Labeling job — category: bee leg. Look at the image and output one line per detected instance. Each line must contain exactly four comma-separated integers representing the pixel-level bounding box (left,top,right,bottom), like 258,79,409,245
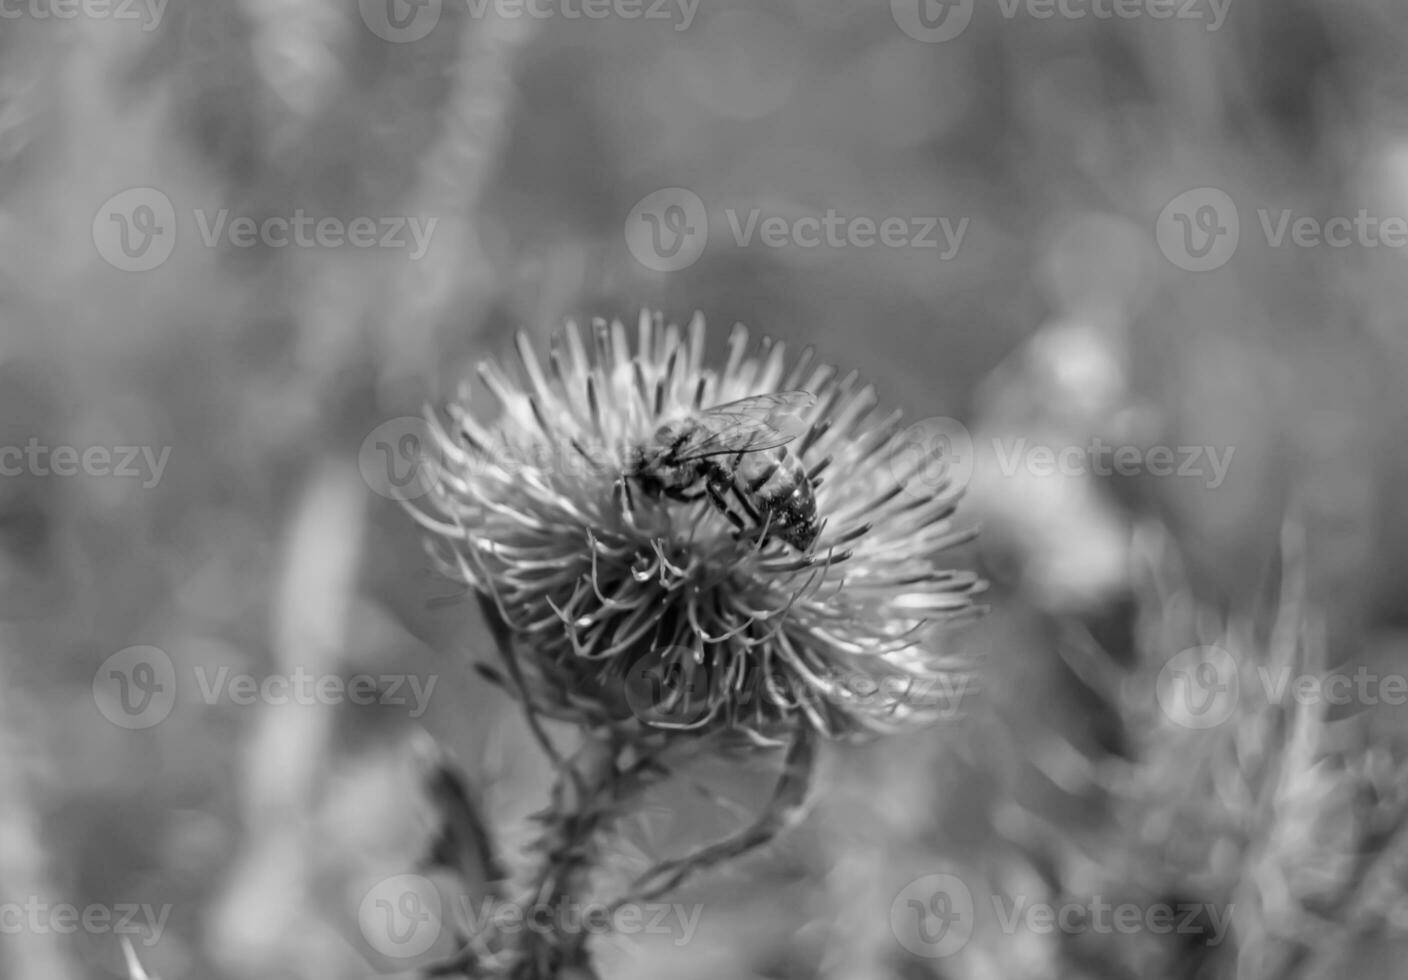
729,481,780,549
706,484,749,533
728,481,762,522
665,487,708,503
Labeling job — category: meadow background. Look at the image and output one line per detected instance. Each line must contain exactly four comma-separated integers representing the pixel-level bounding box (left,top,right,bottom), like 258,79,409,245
3,1,1408,977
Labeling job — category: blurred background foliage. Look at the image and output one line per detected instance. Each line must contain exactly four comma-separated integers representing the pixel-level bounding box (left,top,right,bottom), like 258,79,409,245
3,1,1408,977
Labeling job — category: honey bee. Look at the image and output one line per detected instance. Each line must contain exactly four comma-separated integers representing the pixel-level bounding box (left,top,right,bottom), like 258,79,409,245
624,390,821,551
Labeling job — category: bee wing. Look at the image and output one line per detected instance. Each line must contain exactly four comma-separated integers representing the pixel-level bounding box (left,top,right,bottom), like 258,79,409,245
672,390,816,460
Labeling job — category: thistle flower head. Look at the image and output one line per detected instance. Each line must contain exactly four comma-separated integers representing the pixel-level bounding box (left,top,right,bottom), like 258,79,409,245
414,313,983,740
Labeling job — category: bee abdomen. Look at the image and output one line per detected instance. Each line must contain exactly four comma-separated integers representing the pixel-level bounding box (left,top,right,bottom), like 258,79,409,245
737,450,799,499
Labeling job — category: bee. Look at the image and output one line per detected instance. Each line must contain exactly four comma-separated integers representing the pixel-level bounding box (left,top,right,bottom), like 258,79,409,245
624,390,821,551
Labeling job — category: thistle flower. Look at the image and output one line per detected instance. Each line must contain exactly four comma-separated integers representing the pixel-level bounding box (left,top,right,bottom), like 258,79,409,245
413,312,983,740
